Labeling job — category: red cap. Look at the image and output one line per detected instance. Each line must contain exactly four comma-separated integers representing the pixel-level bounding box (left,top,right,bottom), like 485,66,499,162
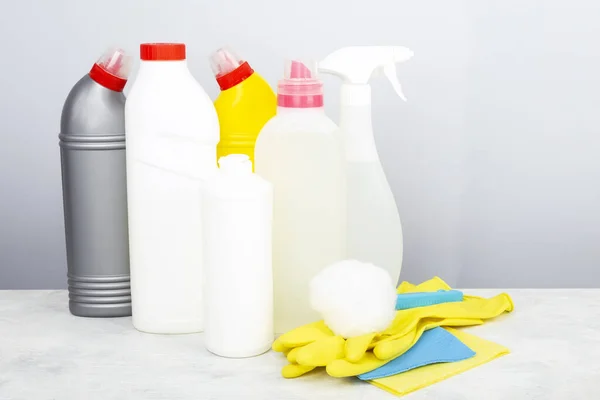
89,64,127,92
209,47,255,91
216,62,254,91
140,43,186,61
88,48,130,92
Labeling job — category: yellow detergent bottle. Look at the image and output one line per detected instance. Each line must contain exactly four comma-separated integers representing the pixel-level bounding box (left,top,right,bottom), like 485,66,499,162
210,47,276,165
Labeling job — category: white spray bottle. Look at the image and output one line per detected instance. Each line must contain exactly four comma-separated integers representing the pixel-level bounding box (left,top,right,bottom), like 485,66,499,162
319,46,413,284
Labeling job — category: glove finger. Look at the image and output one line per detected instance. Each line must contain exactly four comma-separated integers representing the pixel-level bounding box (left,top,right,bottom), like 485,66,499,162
295,335,345,367
286,347,301,363
282,363,317,379
374,325,423,360
273,340,288,353
373,317,481,360
327,352,387,377
397,276,451,294
396,281,417,294
345,333,377,362
415,276,452,292
461,293,514,316
381,308,420,337
381,292,512,340
272,320,333,352
441,318,484,328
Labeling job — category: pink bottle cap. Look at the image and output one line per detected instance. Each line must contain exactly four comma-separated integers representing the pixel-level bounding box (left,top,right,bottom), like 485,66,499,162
277,59,323,108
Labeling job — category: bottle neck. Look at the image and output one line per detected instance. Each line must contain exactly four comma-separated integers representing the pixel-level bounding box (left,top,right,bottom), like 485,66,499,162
136,60,194,88
276,106,325,114
339,84,380,162
138,60,190,75
218,154,253,175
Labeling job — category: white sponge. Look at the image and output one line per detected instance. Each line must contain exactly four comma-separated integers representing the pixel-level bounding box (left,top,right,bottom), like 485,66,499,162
309,259,397,338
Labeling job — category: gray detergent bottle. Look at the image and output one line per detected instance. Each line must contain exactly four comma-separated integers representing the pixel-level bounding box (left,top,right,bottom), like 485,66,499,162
59,48,132,317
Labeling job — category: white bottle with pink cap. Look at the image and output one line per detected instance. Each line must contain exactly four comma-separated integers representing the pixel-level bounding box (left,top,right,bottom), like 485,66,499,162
255,60,346,333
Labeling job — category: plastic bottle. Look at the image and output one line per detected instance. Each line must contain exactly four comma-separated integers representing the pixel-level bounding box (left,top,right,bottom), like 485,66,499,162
319,46,413,284
203,154,273,357
59,48,132,318
255,60,346,333
210,47,276,165
125,43,219,334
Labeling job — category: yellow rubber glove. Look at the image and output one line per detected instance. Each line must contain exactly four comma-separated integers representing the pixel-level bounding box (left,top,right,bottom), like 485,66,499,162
327,317,485,377
373,293,514,360
272,277,514,379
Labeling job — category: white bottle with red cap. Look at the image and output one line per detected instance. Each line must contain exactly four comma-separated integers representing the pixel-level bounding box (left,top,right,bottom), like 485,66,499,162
254,60,346,333
125,43,219,334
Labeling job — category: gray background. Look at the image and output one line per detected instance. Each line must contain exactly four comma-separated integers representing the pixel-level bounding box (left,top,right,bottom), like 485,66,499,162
1,0,598,289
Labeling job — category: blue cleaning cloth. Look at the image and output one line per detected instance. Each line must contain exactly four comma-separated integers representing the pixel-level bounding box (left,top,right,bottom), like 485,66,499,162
357,327,476,380
395,290,463,310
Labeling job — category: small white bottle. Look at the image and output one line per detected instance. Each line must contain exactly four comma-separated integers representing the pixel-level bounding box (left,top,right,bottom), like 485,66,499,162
203,154,273,357
255,60,346,333
125,43,219,334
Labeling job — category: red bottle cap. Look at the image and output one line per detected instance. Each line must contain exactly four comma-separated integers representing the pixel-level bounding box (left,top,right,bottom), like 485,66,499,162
216,62,254,91
140,43,186,61
89,48,131,92
209,47,255,91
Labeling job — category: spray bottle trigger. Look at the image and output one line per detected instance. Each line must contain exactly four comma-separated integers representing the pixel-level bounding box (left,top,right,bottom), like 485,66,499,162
383,63,406,101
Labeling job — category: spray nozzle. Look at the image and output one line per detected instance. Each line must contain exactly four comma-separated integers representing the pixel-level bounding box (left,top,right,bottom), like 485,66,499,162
382,63,406,101
319,46,413,101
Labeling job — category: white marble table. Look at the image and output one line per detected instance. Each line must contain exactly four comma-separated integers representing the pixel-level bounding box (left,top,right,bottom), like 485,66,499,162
0,289,599,400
